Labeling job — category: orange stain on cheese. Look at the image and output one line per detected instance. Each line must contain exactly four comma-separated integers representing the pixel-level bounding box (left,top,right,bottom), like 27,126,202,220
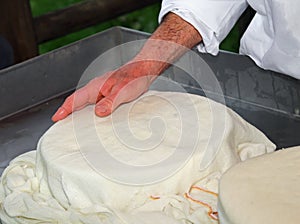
150,195,161,200
149,186,218,221
185,186,219,221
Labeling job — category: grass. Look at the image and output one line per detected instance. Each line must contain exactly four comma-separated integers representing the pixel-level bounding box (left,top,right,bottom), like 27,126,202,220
30,0,240,54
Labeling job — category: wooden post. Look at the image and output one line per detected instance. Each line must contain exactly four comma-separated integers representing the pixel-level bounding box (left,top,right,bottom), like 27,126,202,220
0,0,38,64
34,0,160,44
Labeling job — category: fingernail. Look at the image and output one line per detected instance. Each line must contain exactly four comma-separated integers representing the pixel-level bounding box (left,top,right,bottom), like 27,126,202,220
57,107,67,116
51,113,59,122
52,108,68,121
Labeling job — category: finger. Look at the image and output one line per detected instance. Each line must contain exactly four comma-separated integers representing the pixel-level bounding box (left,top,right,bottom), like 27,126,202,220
52,73,114,122
51,106,70,122
52,86,92,122
99,73,116,96
95,84,129,117
95,93,117,117
95,78,147,117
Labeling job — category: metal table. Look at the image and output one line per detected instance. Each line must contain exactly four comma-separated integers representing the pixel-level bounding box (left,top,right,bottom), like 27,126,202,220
1,27,300,174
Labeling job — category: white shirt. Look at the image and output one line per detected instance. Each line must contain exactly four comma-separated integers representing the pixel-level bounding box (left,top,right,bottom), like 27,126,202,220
159,0,300,79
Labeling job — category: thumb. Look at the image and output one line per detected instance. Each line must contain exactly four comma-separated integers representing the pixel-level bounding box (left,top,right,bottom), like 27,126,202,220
94,77,150,117
95,92,119,117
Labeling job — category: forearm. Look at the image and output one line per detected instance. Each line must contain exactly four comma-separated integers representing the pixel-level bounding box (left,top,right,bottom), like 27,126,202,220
132,12,202,79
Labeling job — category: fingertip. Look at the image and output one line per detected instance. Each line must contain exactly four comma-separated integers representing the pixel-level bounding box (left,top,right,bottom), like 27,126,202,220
51,116,58,122
52,107,69,122
95,103,111,117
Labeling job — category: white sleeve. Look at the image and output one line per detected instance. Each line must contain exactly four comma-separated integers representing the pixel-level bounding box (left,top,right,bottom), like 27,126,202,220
159,0,248,55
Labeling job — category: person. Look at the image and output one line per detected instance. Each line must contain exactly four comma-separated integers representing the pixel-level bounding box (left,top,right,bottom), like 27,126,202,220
52,0,300,122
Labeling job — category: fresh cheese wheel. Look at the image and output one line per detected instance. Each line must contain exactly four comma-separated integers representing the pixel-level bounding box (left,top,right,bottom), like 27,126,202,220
0,91,275,223
218,146,300,224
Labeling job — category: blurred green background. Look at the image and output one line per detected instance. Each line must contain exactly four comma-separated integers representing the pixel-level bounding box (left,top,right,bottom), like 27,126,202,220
30,0,240,54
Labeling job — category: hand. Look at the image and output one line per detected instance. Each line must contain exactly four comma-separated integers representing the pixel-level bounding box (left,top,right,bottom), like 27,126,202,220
52,61,156,122
52,12,202,122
